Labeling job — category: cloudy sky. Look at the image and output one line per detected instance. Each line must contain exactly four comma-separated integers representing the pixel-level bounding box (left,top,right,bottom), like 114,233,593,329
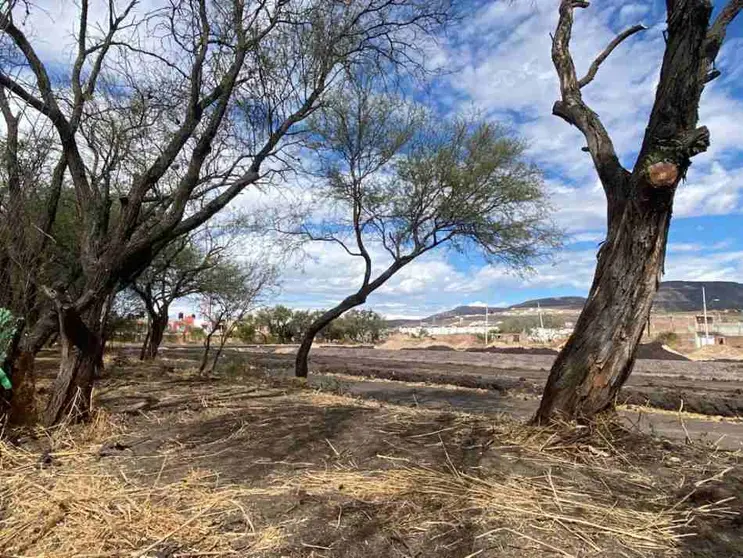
10,1,743,319
260,1,743,319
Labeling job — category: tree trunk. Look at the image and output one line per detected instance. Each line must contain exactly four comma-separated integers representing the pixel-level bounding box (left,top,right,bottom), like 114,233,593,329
534,0,724,424
534,176,676,423
7,350,36,425
43,301,105,426
199,330,215,374
0,319,35,425
139,327,151,360
209,332,231,373
141,309,169,360
295,294,364,378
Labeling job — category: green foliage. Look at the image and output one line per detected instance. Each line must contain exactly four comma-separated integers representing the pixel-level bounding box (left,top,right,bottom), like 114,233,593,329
654,331,680,347
255,305,296,344
474,329,501,342
234,316,258,343
189,327,206,341
0,308,18,389
496,315,566,333
254,306,386,344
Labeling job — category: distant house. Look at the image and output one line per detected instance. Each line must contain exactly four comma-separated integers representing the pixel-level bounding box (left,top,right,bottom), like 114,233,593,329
169,313,198,333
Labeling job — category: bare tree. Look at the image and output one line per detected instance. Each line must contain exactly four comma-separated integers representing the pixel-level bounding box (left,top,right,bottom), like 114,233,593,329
534,0,742,423
289,80,558,377
198,260,275,374
132,232,225,360
0,0,454,425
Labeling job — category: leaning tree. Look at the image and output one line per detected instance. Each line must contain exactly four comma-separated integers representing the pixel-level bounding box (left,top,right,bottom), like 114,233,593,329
534,0,742,423
289,78,558,377
0,0,454,425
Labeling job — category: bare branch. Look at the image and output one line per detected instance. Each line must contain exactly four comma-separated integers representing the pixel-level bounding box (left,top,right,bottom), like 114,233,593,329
578,24,647,88
700,0,743,82
551,0,631,192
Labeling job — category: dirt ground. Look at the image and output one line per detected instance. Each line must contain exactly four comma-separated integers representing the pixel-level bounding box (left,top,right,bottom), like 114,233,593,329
2,352,742,558
151,345,743,447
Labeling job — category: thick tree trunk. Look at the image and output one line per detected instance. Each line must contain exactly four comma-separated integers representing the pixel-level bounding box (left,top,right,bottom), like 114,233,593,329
534,196,672,423
295,294,364,378
534,0,724,423
7,350,36,425
43,300,106,426
141,309,168,360
0,319,35,425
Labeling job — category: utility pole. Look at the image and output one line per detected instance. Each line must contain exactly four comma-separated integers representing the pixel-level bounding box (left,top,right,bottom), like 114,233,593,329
702,286,709,339
485,304,489,346
538,302,544,329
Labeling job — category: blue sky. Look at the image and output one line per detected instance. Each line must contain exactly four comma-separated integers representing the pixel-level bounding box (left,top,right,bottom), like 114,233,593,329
264,0,743,318
9,1,743,320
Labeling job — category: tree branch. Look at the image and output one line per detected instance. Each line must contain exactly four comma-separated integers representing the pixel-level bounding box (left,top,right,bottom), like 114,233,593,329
578,24,647,88
551,0,631,192
700,0,743,83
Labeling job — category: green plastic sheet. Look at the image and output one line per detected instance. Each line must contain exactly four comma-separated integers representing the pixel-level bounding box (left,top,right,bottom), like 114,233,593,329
0,308,16,390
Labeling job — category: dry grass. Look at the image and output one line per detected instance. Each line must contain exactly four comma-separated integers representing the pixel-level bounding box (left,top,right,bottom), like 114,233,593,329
292,467,688,554
1,384,738,558
0,411,274,557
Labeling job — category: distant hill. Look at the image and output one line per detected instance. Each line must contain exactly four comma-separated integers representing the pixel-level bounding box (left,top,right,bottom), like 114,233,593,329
385,281,743,326
653,281,743,312
507,283,743,312
510,296,586,309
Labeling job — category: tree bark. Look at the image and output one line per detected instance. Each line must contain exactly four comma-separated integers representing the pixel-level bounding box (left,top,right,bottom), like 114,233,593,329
0,319,35,425
209,329,232,373
141,308,169,360
534,0,727,423
43,299,105,426
199,330,215,374
534,189,672,422
295,294,365,378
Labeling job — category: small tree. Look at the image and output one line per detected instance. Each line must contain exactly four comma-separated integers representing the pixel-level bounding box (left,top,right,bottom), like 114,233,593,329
199,261,275,374
132,234,225,360
255,306,296,344
534,0,743,424
233,315,258,344
290,80,558,377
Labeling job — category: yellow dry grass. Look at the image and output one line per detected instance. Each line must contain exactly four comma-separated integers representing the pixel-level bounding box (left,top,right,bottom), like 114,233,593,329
0,390,737,558
0,411,274,558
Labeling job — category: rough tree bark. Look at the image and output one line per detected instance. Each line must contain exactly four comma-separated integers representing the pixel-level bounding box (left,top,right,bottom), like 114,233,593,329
534,0,740,423
43,295,106,426
140,308,169,361
295,294,366,378
0,318,34,425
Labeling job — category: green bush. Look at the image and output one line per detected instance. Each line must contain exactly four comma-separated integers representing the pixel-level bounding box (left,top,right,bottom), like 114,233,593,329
654,331,679,347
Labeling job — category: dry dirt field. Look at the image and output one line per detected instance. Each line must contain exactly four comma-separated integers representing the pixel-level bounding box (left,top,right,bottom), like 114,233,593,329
1,348,742,557
163,344,743,449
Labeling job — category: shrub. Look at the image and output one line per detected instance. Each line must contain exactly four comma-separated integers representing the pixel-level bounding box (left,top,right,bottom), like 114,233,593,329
654,331,679,347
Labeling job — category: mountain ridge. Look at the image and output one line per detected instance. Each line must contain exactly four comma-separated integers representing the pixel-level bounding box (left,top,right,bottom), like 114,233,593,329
387,281,743,326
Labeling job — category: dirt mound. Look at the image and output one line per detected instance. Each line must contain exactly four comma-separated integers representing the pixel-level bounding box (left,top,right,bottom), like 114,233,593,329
402,345,457,352
687,344,743,361
466,346,558,356
622,388,743,417
635,342,689,361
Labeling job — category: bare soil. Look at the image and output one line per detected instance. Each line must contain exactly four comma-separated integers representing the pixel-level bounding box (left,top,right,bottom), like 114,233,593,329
147,345,743,450
3,354,742,557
